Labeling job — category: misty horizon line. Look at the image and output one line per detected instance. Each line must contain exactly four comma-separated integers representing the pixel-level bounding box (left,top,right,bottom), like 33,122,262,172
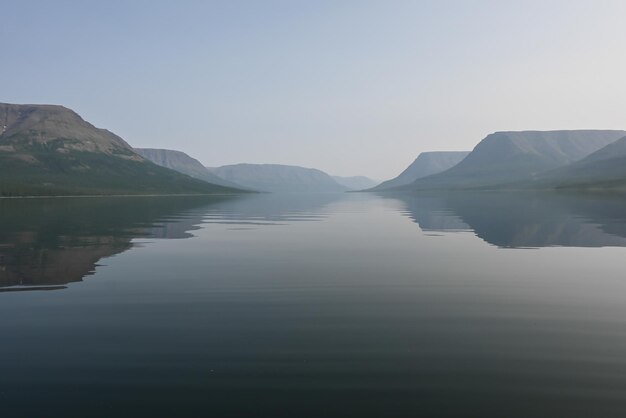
2,100,625,180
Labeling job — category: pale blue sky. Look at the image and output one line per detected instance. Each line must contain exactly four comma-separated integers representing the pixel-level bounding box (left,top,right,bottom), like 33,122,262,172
2,0,626,179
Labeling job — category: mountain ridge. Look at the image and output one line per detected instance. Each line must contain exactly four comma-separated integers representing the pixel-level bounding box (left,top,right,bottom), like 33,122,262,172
0,103,244,196
406,130,626,191
534,136,626,190
210,163,349,193
135,148,248,190
371,151,469,191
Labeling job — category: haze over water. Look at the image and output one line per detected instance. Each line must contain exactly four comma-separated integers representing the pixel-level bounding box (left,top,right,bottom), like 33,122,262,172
2,192,626,417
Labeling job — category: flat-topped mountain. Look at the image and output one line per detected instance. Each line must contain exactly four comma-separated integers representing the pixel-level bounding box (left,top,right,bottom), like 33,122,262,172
407,130,626,190
210,163,349,193
0,103,243,196
332,175,379,190
372,151,469,191
135,148,247,189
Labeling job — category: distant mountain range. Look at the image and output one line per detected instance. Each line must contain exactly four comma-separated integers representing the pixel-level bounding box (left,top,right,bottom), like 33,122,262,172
371,151,469,191
138,150,368,193
3,102,626,195
135,148,247,190
381,130,626,192
0,103,245,196
208,164,349,193
332,175,379,190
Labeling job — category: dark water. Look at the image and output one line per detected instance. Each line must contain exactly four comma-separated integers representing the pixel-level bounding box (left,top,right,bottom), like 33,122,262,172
2,192,626,417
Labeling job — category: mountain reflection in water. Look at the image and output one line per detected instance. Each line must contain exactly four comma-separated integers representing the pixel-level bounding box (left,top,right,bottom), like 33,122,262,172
0,194,338,290
2,192,626,291
386,192,626,248
2,192,626,418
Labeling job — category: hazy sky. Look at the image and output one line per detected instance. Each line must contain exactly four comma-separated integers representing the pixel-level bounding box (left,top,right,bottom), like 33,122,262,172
2,1,626,179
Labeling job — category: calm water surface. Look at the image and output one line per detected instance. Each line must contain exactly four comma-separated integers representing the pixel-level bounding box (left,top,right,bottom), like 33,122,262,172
2,192,626,417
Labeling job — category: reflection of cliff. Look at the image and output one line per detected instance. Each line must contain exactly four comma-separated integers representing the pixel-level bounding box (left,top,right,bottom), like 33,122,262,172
0,196,236,289
0,235,131,287
398,195,470,231
0,193,339,290
386,192,626,248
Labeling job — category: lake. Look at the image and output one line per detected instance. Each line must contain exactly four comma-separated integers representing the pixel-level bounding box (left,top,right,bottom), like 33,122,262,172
2,192,626,417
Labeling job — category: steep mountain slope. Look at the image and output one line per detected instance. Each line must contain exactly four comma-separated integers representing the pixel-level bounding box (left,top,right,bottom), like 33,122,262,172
0,103,137,156
332,175,379,190
577,135,626,164
407,130,626,190
536,136,626,190
0,103,243,196
210,164,349,193
135,148,247,189
372,151,469,190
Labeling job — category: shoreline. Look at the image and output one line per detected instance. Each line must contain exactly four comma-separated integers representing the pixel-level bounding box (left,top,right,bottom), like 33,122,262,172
0,192,250,200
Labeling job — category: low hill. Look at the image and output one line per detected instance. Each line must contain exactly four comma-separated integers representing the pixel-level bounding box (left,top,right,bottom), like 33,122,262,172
407,130,626,190
210,164,349,193
331,175,379,190
371,151,469,191
0,103,243,196
135,148,248,190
